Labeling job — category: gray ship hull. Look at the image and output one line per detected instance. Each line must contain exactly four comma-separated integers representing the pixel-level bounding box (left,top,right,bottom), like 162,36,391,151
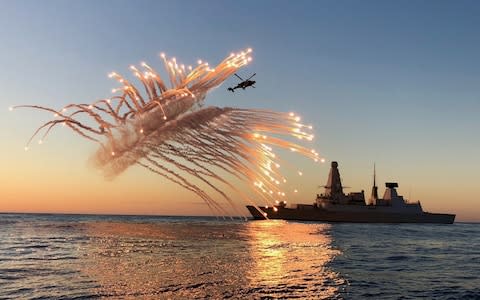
246,205,455,224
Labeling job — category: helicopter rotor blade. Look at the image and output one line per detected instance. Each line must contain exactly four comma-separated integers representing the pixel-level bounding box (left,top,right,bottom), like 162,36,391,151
234,73,244,81
246,73,256,80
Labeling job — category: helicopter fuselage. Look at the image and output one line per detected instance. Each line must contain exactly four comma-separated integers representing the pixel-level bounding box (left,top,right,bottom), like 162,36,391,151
227,73,256,92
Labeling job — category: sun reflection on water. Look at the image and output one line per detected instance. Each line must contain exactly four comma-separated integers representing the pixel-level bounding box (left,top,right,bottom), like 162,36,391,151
246,220,345,298
79,220,345,298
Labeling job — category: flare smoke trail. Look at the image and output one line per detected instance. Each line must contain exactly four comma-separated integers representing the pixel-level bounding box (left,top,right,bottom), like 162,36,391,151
12,49,324,217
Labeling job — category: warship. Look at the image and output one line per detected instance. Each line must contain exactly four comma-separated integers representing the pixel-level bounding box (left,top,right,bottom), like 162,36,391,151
247,161,455,223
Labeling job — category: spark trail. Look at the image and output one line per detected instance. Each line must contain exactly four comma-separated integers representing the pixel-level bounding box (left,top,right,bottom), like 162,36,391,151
11,49,324,217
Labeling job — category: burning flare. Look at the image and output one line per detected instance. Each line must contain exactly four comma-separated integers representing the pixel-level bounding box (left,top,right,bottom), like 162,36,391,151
12,48,323,217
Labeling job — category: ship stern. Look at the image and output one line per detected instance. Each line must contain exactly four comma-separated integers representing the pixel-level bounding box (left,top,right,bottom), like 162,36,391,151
246,205,267,220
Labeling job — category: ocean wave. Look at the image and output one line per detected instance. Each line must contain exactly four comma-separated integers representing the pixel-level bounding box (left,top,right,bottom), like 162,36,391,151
0,215,478,299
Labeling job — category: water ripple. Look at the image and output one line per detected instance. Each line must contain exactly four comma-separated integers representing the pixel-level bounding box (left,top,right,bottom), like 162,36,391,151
1,214,478,299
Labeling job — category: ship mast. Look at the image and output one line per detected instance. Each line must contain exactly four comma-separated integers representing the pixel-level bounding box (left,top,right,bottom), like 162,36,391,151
325,161,343,198
369,163,378,205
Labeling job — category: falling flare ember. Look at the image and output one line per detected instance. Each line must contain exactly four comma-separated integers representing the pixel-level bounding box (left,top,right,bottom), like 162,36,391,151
12,48,323,217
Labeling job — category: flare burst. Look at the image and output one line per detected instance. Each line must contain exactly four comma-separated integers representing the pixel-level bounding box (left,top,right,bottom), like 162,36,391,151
13,49,323,216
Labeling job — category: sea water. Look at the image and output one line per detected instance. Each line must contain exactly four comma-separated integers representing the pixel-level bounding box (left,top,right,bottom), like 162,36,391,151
0,213,478,299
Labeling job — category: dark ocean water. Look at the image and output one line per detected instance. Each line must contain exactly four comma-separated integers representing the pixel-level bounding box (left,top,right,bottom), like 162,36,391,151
0,214,478,299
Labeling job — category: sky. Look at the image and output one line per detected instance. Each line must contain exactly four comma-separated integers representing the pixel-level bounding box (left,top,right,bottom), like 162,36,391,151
0,0,479,221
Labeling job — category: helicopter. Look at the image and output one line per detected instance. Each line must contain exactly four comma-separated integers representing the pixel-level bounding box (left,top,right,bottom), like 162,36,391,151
227,73,256,92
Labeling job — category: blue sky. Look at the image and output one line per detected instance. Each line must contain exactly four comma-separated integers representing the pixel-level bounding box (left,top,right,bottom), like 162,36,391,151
0,0,479,220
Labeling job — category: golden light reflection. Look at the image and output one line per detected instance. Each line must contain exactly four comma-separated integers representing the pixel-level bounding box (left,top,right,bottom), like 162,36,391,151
80,221,253,298
246,220,345,298
79,220,345,298
247,221,286,284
